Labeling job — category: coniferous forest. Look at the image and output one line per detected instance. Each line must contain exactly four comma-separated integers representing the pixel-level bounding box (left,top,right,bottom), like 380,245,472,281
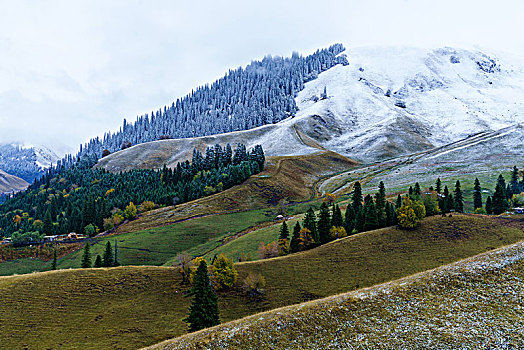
0,144,264,240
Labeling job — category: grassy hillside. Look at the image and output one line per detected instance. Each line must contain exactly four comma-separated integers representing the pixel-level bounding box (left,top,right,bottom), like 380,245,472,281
1,215,523,349
147,240,524,349
113,151,356,235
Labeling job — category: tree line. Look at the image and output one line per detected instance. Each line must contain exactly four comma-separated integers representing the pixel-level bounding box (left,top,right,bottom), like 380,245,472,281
0,143,265,240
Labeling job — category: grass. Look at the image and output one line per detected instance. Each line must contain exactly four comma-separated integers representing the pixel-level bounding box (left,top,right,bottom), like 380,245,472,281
1,214,523,349
149,239,524,349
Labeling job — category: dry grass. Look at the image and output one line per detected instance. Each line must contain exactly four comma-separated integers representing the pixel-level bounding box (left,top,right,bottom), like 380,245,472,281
146,239,524,350
1,215,523,349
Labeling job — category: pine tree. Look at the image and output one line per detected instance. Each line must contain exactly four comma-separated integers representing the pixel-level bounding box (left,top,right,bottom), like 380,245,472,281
351,182,363,213
486,196,493,214
492,174,508,214
436,178,442,194
454,180,464,213
81,242,92,268
279,221,289,240
51,248,57,270
473,178,482,209
343,205,355,234
103,241,114,267
396,194,402,210
355,206,366,233
303,208,319,244
441,186,450,213
363,195,379,231
414,182,421,197
331,204,343,228
447,193,454,212
113,239,120,266
94,255,103,268
386,201,396,226
184,260,220,332
510,166,520,195
317,202,331,244
43,208,54,234
290,222,301,253
375,181,387,227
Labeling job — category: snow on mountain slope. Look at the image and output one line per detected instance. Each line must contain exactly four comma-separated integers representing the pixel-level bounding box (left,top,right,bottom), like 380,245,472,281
98,46,524,172
291,46,524,162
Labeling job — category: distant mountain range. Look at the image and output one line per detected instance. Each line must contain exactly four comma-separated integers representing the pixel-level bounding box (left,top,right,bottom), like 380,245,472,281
0,143,60,184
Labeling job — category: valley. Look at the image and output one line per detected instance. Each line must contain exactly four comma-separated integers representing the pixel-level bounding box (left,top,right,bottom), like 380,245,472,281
2,42,524,349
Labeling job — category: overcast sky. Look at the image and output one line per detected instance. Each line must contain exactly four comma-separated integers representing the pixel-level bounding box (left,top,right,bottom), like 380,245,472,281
0,0,522,154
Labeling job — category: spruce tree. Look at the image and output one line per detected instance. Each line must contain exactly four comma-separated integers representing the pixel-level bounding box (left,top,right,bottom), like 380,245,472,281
43,208,54,234
396,194,402,209
103,241,114,267
331,204,343,228
184,260,220,332
486,196,493,214
473,178,482,209
510,166,520,195
94,255,103,268
447,193,454,212
317,202,331,244
351,182,363,213
363,195,379,231
113,239,120,267
454,180,464,213
290,222,301,253
81,242,92,268
375,181,387,227
303,208,319,244
492,175,508,214
51,248,57,270
436,178,442,194
355,206,366,233
414,182,421,197
343,205,355,234
441,186,450,213
279,221,289,240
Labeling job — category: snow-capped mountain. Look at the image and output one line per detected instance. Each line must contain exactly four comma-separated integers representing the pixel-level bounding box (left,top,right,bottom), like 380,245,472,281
97,45,524,172
0,143,60,183
290,46,524,162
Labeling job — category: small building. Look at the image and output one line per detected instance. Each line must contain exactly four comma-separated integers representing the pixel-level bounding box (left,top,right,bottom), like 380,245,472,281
513,207,524,214
43,235,58,242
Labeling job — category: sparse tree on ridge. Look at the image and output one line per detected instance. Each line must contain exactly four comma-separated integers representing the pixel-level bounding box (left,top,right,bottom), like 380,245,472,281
454,180,464,213
184,260,220,332
81,242,92,268
103,241,114,267
473,178,483,210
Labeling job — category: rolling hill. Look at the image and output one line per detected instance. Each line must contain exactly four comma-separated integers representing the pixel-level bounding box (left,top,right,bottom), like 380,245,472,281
1,214,523,349
0,169,29,193
147,237,524,349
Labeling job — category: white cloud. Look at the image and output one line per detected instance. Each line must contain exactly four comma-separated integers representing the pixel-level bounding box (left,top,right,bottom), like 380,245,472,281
0,0,522,152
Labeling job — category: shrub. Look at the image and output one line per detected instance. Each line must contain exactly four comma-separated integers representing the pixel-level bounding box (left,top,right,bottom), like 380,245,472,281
175,253,192,284
84,224,96,237
139,201,156,213
243,272,266,297
278,238,290,256
474,207,487,215
124,202,137,220
112,213,124,226
329,226,347,240
258,241,279,259
103,218,114,231
212,254,238,290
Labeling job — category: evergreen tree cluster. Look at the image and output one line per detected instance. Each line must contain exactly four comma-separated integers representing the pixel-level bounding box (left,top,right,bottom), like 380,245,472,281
0,144,264,239
49,45,347,173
